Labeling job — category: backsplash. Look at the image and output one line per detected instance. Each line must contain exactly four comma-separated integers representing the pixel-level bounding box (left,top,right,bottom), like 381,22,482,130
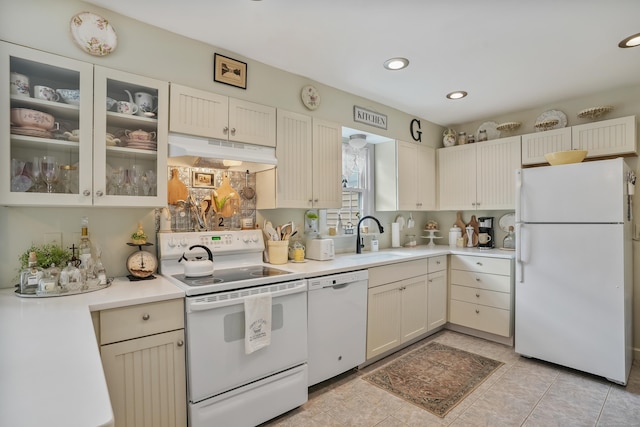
158,166,256,232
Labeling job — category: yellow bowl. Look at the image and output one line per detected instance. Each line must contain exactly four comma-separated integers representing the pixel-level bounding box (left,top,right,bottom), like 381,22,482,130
544,150,588,166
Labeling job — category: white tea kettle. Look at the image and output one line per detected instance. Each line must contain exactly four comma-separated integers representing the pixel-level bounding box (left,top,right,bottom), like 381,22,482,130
179,244,214,277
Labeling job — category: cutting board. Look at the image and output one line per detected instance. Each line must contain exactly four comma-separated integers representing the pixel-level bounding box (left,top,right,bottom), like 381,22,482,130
167,168,188,205
214,173,241,217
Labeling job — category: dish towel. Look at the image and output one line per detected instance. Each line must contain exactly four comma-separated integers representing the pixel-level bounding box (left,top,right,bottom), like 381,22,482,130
244,292,272,355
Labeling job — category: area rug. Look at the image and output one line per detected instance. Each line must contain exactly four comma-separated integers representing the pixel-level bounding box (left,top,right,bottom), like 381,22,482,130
363,341,503,417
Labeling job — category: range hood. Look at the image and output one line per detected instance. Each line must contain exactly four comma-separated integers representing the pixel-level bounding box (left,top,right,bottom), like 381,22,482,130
168,133,277,172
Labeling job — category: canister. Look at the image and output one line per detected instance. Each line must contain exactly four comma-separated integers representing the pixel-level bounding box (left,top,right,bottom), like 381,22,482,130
449,225,462,247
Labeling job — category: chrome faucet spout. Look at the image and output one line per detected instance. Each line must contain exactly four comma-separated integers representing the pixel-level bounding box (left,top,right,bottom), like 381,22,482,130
356,216,384,254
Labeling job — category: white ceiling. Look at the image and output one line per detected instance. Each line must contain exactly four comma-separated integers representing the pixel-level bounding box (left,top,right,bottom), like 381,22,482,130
85,0,640,126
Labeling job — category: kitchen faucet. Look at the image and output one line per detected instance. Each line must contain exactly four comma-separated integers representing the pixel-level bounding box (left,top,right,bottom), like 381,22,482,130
356,216,384,254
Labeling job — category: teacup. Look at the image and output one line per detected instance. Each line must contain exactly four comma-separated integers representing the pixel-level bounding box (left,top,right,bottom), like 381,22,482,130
105,133,121,146
478,233,492,244
133,92,158,116
34,85,60,102
116,101,139,115
10,72,30,97
63,129,80,141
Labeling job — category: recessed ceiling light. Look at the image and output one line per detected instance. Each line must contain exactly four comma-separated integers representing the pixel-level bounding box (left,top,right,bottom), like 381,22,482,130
619,32,640,48
446,91,468,100
383,57,409,70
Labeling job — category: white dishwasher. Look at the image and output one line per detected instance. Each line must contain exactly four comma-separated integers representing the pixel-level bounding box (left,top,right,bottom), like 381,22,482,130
307,270,368,386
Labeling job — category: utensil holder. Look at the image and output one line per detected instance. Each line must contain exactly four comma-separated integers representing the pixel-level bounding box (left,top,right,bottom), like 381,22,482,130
267,240,288,265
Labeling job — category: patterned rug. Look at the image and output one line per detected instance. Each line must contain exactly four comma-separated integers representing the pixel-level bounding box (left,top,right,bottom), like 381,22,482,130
363,342,503,417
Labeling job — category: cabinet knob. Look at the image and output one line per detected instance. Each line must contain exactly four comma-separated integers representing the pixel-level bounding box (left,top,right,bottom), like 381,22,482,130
314,198,319,203
223,126,229,134
472,202,476,206
95,190,104,197
436,260,440,265
83,190,91,196
476,293,480,298
230,128,236,135
476,262,483,266
177,340,184,347
142,313,150,321
475,309,480,314
428,279,433,283
475,277,481,282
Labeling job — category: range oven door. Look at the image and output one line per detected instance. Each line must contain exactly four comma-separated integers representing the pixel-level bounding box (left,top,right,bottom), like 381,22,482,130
185,280,308,404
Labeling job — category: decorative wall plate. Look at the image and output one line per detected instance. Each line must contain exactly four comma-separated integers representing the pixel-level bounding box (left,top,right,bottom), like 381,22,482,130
301,85,320,110
577,106,614,120
477,121,501,140
535,109,567,131
496,121,521,132
70,12,117,56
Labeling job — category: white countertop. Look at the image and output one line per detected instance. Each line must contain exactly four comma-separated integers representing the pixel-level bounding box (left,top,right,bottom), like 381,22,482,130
0,276,184,427
0,246,511,426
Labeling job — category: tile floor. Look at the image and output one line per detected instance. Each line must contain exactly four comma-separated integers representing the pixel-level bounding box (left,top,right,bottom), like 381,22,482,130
262,330,640,426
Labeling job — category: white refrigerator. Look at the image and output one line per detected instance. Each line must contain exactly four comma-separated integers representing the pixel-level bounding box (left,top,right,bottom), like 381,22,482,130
515,158,633,385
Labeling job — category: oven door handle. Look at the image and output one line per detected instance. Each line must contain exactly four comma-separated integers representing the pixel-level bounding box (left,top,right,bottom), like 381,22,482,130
188,281,307,311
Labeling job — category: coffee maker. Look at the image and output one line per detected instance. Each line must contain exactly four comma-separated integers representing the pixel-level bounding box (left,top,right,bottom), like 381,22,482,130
478,216,495,249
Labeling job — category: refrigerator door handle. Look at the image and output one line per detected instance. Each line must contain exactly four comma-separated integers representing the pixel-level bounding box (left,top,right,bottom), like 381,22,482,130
515,169,522,224
515,223,523,283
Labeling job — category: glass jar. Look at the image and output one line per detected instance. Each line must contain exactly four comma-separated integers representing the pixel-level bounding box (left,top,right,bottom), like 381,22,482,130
478,129,488,142
457,132,467,145
503,226,515,249
467,133,476,144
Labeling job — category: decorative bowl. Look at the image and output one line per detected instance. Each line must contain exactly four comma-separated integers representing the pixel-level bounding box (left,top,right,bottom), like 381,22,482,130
56,89,80,106
544,150,588,166
10,108,55,130
106,97,117,111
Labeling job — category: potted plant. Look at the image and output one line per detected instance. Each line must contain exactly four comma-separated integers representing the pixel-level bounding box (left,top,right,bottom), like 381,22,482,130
18,244,72,270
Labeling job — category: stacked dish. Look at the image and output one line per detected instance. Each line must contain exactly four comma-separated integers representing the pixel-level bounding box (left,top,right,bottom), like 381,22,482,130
10,108,55,138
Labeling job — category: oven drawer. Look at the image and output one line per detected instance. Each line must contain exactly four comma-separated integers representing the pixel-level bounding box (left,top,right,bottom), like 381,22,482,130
100,299,184,345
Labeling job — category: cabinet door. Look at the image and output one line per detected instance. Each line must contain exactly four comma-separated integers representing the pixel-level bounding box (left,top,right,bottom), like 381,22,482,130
417,144,436,210
572,115,637,158
476,136,521,210
312,118,342,208
168,84,228,139
437,144,476,210
1,42,93,206
101,330,187,427
427,270,447,331
400,275,428,342
521,127,572,165
94,67,168,207
366,282,402,359
228,98,276,147
397,140,418,211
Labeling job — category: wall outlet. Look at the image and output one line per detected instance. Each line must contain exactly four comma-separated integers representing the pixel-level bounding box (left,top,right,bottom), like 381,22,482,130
43,232,62,246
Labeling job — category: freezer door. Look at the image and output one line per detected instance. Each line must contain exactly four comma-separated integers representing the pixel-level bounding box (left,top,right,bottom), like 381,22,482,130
517,158,626,223
515,223,630,384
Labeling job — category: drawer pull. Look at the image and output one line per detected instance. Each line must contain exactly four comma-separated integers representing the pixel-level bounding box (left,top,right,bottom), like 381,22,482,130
177,340,184,347
476,262,483,266
475,309,480,314
436,260,441,265
475,293,480,298
475,277,481,282
142,313,150,321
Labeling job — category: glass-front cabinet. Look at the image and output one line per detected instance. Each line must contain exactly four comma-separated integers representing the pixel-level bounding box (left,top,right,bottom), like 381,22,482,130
1,42,168,207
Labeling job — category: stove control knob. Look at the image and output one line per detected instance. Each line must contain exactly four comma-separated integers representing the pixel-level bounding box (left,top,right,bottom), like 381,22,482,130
251,233,260,243
242,234,250,243
180,237,188,247
167,237,176,248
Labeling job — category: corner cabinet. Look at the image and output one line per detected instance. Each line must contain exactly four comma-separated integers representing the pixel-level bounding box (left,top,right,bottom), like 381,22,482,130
427,256,447,331
169,83,275,147
1,41,168,207
98,299,187,427
437,136,521,210
375,140,436,211
256,109,342,209
521,116,637,165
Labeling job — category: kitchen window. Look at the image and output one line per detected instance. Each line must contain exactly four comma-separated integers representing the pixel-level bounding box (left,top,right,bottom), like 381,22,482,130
326,142,373,228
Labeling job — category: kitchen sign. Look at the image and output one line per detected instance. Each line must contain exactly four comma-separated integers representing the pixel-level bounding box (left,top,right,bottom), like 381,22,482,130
354,106,387,130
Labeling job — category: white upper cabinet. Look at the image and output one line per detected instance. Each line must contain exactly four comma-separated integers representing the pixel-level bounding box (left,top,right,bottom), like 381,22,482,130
375,140,436,211
438,136,521,211
256,110,341,209
521,116,637,165
169,83,275,147
1,42,168,207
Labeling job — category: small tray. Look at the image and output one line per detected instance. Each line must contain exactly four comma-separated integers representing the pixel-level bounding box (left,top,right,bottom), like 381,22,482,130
15,277,113,298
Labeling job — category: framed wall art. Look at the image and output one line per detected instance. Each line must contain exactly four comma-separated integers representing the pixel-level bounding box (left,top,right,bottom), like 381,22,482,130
214,53,247,89
192,171,215,188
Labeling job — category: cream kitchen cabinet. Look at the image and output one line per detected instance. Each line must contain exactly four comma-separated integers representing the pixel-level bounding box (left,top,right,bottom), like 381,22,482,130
438,136,521,210
375,140,436,211
448,255,514,338
1,42,168,207
521,116,637,165
169,83,275,147
256,109,342,209
99,299,187,427
367,258,439,360
427,255,447,331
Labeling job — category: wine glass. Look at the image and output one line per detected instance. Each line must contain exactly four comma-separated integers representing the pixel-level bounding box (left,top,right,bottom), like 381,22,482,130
111,166,125,195
30,157,42,192
130,165,142,196
145,170,156,196
40,156,59,193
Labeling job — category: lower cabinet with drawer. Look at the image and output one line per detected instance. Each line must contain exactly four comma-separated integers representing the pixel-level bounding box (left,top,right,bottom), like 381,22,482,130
448,255,514,339
366,256,447,361
97,299,187,427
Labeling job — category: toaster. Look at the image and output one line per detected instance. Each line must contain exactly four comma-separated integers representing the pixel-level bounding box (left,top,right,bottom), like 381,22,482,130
306,238,335,261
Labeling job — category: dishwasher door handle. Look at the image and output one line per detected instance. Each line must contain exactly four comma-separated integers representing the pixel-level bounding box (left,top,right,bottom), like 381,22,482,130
329,283,349,290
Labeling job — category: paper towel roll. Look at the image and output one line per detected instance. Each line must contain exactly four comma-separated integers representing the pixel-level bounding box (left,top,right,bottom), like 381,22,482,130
391,222,400,248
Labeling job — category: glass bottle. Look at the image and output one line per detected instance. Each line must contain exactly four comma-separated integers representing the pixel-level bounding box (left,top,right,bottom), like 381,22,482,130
336,213,343,235
503,226,515,249
20,251,43,295
79,216,95,283
94,247,107,285
61,262,81,292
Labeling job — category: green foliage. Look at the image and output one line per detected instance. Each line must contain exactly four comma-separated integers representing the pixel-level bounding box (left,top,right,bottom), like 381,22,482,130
19,244,72,269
